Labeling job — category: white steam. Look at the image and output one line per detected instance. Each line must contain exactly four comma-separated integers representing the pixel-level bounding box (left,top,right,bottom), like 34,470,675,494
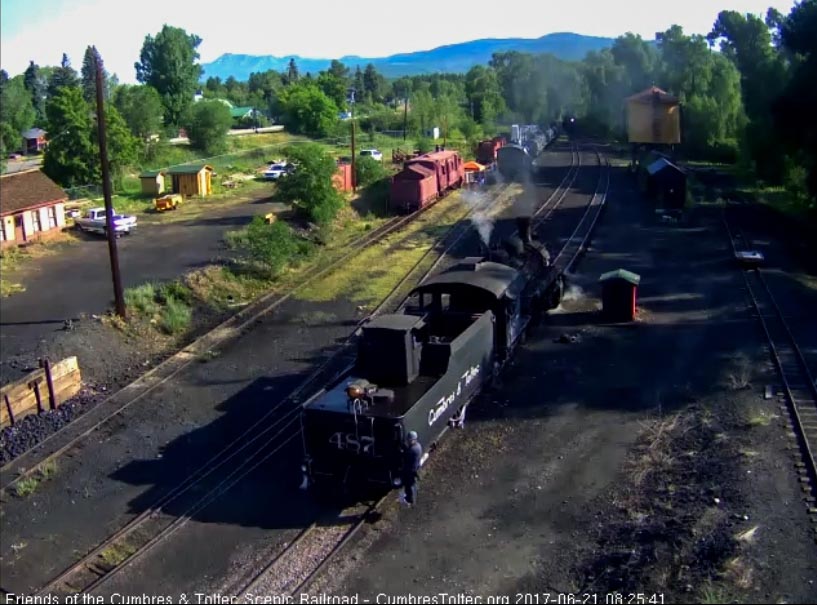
461,189,494,247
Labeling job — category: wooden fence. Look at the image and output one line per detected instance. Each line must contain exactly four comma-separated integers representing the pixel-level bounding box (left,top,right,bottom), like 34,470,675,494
1,357,82,427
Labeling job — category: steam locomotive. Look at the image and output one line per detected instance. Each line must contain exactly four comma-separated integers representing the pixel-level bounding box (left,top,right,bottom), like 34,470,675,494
496,124,559,182
299,218,563,492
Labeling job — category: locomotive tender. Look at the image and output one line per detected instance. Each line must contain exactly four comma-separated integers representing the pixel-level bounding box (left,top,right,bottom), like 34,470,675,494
496,124,559,182
300,218,561,491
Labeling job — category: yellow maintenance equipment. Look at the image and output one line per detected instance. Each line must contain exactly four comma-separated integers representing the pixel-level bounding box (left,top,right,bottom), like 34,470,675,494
154,194,184,212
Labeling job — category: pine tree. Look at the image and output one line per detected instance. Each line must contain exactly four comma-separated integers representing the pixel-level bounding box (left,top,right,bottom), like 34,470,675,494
23,61,46,124
81,46,107,104
287,58,299,84
48,53,80,98
353,66,364,95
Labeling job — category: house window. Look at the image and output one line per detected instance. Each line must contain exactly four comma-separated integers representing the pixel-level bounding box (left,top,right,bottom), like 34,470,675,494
47,206,57,229
31,211,42,232
0,221,7,241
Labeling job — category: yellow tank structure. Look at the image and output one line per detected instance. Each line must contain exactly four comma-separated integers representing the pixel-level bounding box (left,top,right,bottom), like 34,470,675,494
154,194,184,212
626,86,681,145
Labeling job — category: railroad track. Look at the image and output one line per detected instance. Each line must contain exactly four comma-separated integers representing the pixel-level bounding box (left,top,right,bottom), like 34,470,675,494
551,145,610,273
722,210,817,540
230,145,611,600
0,188,461,493
32,162,562,600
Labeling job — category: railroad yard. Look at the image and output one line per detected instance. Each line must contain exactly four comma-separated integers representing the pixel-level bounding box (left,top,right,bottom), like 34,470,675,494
1,139,816,605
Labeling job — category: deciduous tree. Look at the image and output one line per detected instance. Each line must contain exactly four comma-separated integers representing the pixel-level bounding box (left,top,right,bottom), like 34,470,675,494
135,25,203,128
183,99,232,154
276,143,343,225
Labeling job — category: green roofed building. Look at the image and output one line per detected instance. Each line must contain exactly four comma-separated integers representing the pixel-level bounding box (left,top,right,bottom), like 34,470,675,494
166,164,213,197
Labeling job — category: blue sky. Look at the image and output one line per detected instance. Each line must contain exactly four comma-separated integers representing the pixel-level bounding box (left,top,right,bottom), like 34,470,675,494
0,0,799,82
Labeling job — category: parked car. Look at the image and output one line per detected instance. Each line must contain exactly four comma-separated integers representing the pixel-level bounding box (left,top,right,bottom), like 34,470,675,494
360,149,383,161
263,162,293,181
75,207,137,237
8,152,22,160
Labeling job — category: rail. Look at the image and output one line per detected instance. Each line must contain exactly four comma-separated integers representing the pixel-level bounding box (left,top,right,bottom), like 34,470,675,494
34,143,592,599
721,209,817,526
32,153,579,599
1,194,443,491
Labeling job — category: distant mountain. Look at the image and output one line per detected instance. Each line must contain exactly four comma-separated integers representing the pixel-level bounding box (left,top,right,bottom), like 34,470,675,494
200,32,616,81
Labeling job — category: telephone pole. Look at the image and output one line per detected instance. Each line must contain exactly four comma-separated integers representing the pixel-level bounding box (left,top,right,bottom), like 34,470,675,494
403,95,409,141
95,54,126,319
349,87,356,193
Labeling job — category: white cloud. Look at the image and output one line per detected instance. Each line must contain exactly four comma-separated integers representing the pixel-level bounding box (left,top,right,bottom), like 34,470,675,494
0,0,798,82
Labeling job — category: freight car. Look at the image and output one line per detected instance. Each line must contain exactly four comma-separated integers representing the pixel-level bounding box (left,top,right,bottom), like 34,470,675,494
476,136,506,166
299,218,563,492
390,149,465,213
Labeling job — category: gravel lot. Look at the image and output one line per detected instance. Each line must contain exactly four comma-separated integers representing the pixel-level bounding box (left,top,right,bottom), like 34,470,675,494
0,148,578,596
318,159,817,604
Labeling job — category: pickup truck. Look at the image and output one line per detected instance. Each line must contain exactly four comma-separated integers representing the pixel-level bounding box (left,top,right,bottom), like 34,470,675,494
75,207,137,236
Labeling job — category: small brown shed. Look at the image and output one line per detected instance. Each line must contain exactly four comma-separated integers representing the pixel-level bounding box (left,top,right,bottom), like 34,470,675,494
599,269,641,322
139,170,166,196
167,164,214,197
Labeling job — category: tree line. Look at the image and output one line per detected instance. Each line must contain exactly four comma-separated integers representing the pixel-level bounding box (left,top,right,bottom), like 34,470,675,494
0,2,815,211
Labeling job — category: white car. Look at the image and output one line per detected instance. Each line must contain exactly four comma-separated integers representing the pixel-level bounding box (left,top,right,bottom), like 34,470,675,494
264,163,291,181
360,149,383,162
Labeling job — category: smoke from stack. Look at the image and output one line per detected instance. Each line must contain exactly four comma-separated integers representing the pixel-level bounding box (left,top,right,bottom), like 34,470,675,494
461,189,495,250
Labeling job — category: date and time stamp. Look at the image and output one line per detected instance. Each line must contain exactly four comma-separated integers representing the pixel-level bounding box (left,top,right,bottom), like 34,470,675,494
3,592,666,605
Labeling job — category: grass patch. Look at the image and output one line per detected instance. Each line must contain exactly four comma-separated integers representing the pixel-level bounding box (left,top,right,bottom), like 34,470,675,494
99,542,137,568
745,407,776,427
157,296,192,335
38,459,59,479
724,353,753,390
123,281,193,336
699,582,734,604
14,477,40,498
13,460,59,498
184,265,270,309
125,283,161,316
294,195,468,305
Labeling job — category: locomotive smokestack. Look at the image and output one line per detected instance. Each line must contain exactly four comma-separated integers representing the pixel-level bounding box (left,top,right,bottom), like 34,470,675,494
516,217,532,245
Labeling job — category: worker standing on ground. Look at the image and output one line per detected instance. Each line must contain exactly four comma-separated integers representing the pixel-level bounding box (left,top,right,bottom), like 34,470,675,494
400,431,423,506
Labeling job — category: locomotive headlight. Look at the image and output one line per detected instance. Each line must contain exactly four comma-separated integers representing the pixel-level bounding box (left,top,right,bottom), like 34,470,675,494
301,464,308,472
346,383,365,399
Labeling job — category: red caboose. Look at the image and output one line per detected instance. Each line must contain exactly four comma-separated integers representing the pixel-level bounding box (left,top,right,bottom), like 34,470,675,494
406,150,464,195
389,150,464,213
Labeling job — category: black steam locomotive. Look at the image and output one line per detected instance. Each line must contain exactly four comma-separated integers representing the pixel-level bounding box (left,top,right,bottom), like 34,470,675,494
299,219,563,492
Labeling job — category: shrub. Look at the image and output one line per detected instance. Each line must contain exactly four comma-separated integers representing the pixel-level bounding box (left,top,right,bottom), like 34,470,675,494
416,137,434,154
355,155,388,188
243,217,301,275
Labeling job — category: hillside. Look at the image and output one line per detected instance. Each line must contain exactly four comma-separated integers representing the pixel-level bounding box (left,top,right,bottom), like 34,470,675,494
200,32,616,81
